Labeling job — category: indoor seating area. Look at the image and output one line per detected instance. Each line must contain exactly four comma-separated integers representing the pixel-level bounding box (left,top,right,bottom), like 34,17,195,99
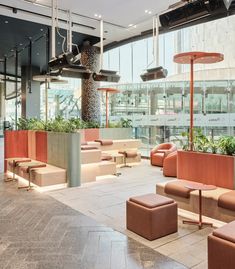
1,1,235,269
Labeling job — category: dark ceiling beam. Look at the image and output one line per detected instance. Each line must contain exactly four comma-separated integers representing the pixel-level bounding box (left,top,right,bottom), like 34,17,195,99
0,3,96,31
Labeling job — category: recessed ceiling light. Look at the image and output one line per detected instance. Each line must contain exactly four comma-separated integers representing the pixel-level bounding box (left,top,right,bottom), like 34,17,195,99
5,20,8,24
145,9,152,14
40,28,43,31
19,43,23,46
94,13,102,18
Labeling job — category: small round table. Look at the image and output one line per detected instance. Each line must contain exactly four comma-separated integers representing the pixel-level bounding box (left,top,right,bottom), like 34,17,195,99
183,182,217,229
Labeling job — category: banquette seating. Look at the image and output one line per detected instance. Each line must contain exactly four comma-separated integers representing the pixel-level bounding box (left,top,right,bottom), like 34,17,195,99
80,139,142,182
86,139,142,166
150,143,177,167
5,130,142,187
7,158,67,187
156,179,235,223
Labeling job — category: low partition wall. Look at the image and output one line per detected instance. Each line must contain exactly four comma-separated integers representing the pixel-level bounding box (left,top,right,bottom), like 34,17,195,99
177,150,235,190
79,128,133,142
4,130,28,172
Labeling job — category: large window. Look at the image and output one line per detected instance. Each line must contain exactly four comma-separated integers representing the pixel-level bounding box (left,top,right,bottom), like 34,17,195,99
103,14,235,156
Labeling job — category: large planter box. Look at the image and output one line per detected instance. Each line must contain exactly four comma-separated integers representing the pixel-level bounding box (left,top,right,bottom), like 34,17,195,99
177,150,235,190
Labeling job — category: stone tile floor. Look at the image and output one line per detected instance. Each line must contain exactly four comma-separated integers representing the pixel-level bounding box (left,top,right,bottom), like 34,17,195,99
0,174,187,269
48,160,221,269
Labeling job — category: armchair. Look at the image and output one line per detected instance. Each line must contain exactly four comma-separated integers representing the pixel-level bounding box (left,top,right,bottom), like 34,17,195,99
150,143,177,167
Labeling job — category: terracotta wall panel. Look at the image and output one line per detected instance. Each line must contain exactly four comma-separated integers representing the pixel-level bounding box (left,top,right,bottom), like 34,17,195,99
4,130,28,171
84,129,100,142
35,131,47,163
28,131,36,160
177,150,235,189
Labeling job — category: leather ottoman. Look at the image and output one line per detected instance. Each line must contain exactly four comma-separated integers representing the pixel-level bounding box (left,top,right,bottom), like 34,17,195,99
208,220,235,269
126,193,178,240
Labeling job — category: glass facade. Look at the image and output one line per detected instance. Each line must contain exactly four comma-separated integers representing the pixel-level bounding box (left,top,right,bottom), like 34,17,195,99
101,14,235,156
40,78,81,120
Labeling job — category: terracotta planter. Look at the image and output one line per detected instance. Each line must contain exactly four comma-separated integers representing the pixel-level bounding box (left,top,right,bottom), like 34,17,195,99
177,150,235,189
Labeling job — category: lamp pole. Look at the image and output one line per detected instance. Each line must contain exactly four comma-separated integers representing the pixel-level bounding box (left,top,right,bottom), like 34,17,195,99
190,58,194,151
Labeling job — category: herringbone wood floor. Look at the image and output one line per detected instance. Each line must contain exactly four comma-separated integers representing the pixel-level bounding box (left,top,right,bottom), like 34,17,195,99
0,177,187,269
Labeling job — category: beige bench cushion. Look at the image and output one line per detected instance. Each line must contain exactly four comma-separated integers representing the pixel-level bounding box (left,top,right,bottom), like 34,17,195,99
165,180,194,198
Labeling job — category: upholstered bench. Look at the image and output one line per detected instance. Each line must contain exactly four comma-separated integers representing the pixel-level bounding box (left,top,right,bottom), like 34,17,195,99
15,162,66,187
101,153,113,161
126,193,177,240
81,149,102,164
18,162,47,190
208,220,235,269
6,158,31,182
218,191,235,211
157,180,235,222
165,180,194,198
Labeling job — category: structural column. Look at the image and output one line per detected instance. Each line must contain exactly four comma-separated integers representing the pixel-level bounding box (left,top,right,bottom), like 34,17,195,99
0,83,5,121
81,44,101,123
149,90,158,145
21,66,41,119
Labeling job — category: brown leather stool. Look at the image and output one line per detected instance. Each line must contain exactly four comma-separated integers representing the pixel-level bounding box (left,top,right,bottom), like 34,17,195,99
126,193,178,240
119,150,138,168
5,158,31,182
208,220,235,269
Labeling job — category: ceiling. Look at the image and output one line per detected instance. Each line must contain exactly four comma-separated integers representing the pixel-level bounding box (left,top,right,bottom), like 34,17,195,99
37,0,175,27
0,0,177,46
0,0,177,76
0,14,99,76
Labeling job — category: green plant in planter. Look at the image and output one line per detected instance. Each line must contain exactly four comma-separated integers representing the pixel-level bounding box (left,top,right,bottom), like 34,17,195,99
193,128,209,153
209,139,219,154
17,118,30,130
45,116,76,133
177,131,190,150
218,136,235,156
120,118,132,128
85,121,100,129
